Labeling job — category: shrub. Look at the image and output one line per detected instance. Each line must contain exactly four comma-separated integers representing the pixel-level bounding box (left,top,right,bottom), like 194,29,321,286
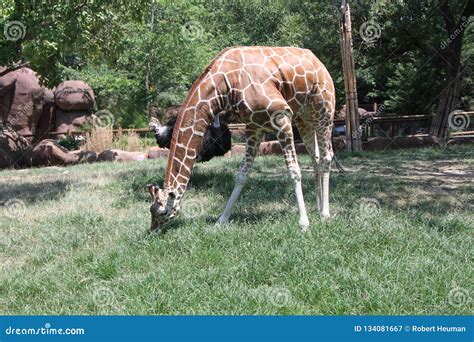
58,135,80,151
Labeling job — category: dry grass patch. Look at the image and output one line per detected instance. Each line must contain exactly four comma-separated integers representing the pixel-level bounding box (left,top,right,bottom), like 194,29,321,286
82,128,146,153
83,127,114,153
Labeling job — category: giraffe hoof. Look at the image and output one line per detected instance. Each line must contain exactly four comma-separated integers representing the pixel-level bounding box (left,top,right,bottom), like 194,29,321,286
320,212,330,221
299,218,309,231
215,216,229,226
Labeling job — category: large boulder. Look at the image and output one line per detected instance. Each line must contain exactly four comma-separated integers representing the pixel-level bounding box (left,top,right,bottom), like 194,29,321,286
54,80,95,111
0,125,98,169
258,141,308,155
0,127,33,168
31,140,79,166
232,142,308,156
230,124,246,140
147,146,169,159
55,109,91,135
365,136,439,150
71,150,98,163
31,140,98,167
97,149,148,162
231,144,245,156
36,88,56,139
0,70,17,129
447,137,474,145
336,105,371,121
0,67,44,139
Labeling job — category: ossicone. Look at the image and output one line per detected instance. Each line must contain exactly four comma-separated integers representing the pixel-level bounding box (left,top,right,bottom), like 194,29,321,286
147,184,160,199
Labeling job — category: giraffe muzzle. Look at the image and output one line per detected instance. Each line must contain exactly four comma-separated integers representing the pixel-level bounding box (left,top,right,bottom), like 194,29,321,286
149,205,170,233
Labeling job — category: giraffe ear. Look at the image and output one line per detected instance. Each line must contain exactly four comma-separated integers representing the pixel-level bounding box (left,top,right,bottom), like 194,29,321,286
147,184,160,199
166,191,175,209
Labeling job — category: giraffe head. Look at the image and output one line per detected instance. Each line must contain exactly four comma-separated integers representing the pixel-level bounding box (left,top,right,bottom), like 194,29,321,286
148,184,179,233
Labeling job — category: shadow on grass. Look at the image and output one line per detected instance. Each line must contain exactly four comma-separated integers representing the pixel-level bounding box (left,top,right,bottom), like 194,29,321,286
110,166,236,203
202,211,274,226
0,179,72,204
111,145,472,234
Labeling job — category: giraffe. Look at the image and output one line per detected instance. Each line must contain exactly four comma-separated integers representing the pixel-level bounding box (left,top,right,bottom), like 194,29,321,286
148,46,335,233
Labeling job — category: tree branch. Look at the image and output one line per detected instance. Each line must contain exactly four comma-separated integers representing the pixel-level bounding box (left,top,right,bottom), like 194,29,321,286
0,61,30,77
460,0,474,22
400,27,433,57
440,0,455,34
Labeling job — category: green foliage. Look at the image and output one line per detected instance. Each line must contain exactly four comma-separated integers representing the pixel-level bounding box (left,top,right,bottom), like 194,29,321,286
0,0,134,83
57,135,80,151
353,0,473,113
62,64,145,127
382,54,445,114
1,0,472,127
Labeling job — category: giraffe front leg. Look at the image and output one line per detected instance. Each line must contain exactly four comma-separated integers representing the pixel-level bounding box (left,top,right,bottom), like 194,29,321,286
275,114,309,231
216,129,262,225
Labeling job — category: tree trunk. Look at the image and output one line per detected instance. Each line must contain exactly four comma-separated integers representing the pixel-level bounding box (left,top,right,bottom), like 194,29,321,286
430,0,472,138
145,4,156,103
430,63,466,139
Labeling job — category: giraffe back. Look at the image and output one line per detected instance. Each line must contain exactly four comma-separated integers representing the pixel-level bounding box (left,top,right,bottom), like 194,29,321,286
209,46,335,119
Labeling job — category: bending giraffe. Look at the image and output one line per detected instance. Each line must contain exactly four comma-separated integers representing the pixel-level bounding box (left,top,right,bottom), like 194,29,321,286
148,46,336,232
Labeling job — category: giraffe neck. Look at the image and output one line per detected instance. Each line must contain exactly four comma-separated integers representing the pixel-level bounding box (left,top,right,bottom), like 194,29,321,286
163,73,228,200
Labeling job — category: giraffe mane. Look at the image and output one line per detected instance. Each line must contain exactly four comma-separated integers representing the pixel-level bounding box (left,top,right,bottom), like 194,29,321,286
163,46,236,188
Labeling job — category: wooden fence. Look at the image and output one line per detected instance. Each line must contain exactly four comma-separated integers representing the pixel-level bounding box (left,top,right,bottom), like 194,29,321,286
18,112,474,140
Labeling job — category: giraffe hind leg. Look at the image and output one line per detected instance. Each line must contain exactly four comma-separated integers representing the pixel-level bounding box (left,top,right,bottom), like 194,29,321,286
294,115,322,213
312,100,335,219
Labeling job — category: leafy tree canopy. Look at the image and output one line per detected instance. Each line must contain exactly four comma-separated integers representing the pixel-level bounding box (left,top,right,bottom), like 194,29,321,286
1,0,472,127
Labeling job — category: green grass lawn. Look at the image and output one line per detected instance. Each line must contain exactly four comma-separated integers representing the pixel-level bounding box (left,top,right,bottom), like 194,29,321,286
1,145,473,315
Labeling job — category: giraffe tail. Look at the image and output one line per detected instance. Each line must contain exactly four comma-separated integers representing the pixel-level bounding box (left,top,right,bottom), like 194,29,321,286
331,135,346,174
333,154,345,174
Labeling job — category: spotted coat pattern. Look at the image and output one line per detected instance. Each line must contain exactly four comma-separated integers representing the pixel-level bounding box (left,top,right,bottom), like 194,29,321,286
149,46,335,232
